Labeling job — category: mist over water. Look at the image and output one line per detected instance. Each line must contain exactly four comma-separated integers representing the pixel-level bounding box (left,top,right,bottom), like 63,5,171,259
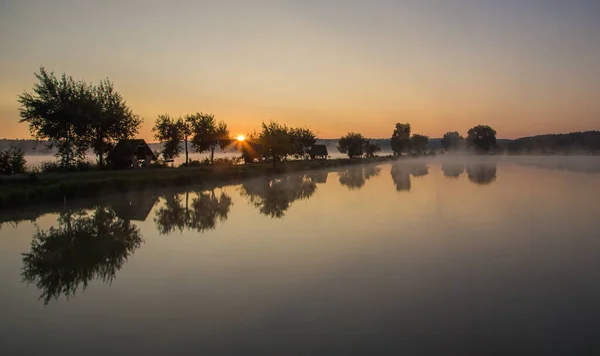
2,156,600,355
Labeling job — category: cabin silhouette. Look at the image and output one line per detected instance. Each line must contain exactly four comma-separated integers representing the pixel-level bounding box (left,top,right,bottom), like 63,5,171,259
107,139,156,169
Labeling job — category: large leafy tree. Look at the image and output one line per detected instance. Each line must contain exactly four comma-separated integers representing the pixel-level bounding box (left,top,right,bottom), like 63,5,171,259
18,68,141,168
258,121,292,167
87,79,141,165
390,123,411,155
18,68,92,168
466,125,497,153
153,114,183,161
441,131,465,152
338,132,367,158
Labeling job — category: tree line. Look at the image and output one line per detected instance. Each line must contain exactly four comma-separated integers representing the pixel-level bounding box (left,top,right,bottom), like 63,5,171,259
15,67,502,174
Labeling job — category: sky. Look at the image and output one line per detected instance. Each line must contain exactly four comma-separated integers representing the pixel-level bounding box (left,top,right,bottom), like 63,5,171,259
1,0,599,140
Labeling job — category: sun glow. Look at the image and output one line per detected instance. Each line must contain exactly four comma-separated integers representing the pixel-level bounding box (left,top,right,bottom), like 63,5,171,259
237,135,245,142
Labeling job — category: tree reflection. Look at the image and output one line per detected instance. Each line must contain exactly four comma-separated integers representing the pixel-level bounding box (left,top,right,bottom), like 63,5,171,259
441,163,466,178
21,207,142,305
154,190,232,235
466,163,497,185
390,162,429,192
240,174,317,218
338,165,381,190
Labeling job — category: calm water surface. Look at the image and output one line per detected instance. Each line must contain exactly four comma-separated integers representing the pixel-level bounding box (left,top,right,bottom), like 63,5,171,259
2,156,600,355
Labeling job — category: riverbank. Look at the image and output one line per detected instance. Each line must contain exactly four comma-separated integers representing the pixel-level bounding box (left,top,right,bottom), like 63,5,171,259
0,156,397,210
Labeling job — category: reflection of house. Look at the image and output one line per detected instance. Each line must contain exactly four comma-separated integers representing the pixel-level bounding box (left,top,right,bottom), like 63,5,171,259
110,193,159,221
310,144,328,159
107,139,156,169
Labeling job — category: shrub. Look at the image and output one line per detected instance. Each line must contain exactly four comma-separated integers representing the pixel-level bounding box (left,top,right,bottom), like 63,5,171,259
0,146,27,175
38,160,97,173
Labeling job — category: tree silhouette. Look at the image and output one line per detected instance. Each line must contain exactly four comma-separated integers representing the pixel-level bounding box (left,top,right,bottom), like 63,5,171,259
391,123,411,155
258,121,293,167
21,207,142,305
338,165,381,190
466,163,497,185
19,67,140,168
189,113,231,164
153,190,232,234
441,131,465,152
390,162,429,192
410,134,429,155
364,140,382,158
240,175,317,218
338,133,367,158
466,125,497,153
153,114,184,162
86,79,141,166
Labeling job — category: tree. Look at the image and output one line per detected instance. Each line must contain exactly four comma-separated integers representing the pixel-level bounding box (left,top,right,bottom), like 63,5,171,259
289,127,317,159
364,140,381,158
441,131,465,152
208,120,231,164
391,123,411,155
0,146,27,175
410,134,429,154
153,114,183,161
86,79,141,166
258,121,292,167
466,125,497,153
21,207,142,304
18,68,141,168
338,132,367,158
18,67,92,169
189,113,231,164
178,116,193,166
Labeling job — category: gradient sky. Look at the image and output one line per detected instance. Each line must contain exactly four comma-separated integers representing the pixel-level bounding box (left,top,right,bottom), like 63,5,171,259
1,0,599,140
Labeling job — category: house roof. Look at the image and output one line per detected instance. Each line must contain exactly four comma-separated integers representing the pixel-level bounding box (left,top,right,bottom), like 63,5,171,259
108,139,156,161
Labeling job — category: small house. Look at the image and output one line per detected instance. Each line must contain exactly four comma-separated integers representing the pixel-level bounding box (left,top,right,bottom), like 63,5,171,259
107,139,156,169
310,144,328,159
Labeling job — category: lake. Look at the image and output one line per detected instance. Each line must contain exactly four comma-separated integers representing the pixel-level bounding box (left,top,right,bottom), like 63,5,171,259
2,156,600,355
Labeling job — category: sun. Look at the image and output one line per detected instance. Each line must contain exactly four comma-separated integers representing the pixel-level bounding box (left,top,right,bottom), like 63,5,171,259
237,135,245,142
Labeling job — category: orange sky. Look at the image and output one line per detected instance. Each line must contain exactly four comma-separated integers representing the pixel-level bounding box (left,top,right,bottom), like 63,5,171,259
1,0,599,140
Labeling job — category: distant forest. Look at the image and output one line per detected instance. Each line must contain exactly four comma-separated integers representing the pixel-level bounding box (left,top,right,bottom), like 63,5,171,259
3,131,600,155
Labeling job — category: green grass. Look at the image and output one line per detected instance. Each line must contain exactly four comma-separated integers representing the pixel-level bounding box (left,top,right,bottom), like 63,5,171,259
0,156,397,210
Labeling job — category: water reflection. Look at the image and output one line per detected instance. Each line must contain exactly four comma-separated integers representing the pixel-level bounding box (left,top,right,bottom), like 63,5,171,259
21,207,142,305
240,174,317,218
441,163,466,178
154,190,232,234
390,162,429,191
466,163,497,185
338,165,381,190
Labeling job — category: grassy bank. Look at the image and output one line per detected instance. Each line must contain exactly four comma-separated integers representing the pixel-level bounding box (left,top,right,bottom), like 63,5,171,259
0,156,396,210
